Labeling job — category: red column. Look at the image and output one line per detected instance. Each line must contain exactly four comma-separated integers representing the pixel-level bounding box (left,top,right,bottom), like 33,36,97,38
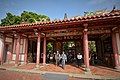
24,38,28,64
13,38,17,54
112,32,119,69
11,37,14,61
11,36,15,61
83,29,90,72
0,35,5,65
36,32,41,67
15,35,20,66
43,36,46,65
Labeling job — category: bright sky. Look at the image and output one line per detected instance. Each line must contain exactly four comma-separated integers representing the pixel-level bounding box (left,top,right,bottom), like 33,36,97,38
0,0,120,21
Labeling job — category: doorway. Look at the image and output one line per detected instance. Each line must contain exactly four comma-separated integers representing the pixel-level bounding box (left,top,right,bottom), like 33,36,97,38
3,44,8,62
28,39,37,63
89,35,114,68
62,41,76,63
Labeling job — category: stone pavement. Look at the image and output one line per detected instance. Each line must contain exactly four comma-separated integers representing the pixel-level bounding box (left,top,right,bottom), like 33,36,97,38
41,73,69,80
0,69,42,80
0,69,92,80
0,63,120,80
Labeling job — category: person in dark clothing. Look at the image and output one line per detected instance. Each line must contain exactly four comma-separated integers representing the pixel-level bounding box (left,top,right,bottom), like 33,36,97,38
47,52,50,63
91,53,97,65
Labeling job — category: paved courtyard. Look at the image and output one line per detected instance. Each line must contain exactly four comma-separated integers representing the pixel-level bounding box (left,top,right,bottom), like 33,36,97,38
0,69,41,80
0,69,92,80
0,63,120,80
17,63,120,77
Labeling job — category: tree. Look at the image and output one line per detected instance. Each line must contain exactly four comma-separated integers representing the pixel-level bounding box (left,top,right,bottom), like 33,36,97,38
21,11,50,23
88,41,96,53
63,42,69,52
0,13,21,26
0,11,50,26
47,42,53,53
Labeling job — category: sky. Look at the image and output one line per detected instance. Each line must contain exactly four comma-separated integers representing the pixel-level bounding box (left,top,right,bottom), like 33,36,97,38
0,0,120,21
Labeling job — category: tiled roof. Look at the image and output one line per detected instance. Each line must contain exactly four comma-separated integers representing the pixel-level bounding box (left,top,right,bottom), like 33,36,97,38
0,10,120,30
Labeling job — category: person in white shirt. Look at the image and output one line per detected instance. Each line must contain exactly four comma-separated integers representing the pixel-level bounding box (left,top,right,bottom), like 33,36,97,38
77,53,82,67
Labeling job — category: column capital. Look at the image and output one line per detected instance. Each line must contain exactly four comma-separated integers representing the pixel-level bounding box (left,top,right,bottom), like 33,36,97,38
41,32,46,36
0,34,6,39
34,29,41,36
26,35,29,38
83,29,88,34
83,28,88,32
83,23,88,33
83,23,88,27
44,34,46,38
37,32,41,36
13,33,21,39
111,27,119,33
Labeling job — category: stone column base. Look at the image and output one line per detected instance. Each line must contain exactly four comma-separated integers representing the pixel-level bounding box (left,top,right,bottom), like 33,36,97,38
36,64,39,68
0,61,3,65
43,63,46,66
84,68,91,74
24,62,28,65
115,66,120,71
34,64,40,70
15,64,19,67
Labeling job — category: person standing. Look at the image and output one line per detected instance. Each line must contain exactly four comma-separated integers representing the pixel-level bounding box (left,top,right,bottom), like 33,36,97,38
55,51,60,66
91,52,97,65
49,53,54,63
61,51,67,69
77,53,82,67
47,52,50,63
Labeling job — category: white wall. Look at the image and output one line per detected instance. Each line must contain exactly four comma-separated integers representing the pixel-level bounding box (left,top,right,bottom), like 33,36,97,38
5,38,12,43
12,54,25,62
115,29,120,65
12,38,26,63
0,36,4,62
116,33,120,55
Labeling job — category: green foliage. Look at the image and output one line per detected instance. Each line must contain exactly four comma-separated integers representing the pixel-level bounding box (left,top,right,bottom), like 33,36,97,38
21,11,50,23
89,41,96,53
63,41,75,52
1,13,21,26
0,11,50,26
63,42,69,51
47,42,53,53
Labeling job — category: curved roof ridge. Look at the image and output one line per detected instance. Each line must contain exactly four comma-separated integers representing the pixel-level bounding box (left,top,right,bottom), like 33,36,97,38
0,9,120,28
